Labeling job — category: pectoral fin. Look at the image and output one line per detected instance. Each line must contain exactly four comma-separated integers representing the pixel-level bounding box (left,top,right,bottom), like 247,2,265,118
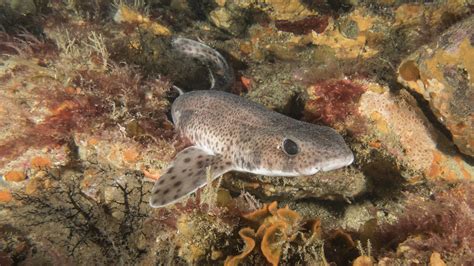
149,146,232,208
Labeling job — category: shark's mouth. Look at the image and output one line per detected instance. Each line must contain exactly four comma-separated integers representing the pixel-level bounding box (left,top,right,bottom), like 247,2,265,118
240,153,354,177
321,153,355,172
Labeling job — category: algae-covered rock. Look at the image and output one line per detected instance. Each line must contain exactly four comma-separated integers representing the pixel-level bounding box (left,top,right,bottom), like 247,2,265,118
75,129,174,176
341,201,376,232
356,81,473,181
0,50,71,174
245,62,304,114
243,40,310,113
2,0,38,15
398,15,474,157
256,0,316,21
0,23,172,210
393,1,471,29
304,79,473,182
175,211,236,263
310,8,384,59
209,5,248,36
223,167,367,201
113,5,172,36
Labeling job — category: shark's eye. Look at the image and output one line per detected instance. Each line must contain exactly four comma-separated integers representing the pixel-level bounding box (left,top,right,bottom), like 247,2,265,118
282,138,299,156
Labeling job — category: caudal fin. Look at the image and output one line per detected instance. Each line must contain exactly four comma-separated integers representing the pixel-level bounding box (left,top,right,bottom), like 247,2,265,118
171,37,234,91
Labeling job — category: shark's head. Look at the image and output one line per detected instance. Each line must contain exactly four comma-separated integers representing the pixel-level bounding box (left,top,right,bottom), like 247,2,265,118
251,122,354,176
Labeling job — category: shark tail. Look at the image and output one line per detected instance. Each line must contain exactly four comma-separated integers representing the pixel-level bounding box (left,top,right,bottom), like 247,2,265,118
171,37,234,91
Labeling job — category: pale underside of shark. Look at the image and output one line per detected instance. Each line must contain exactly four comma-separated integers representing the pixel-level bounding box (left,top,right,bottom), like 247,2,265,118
149,38,354,208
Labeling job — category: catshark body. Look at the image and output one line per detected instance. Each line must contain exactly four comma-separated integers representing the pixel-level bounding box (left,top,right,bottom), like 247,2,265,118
149,38,354,207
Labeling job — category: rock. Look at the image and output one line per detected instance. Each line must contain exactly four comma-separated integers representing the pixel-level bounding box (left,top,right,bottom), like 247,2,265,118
0,190,13,203
114,5,171,36
256,0,316,21
341,202,375,232
356,81,473,181
430,252,447,266
209,6,247,36
175,212,235,264
245,60,305,114
397,16,474,157
30,156,52,169
122,148,140,164
353,255,374,266
304,79,474,181
310,8,384,59
80,168,104,202
0,54,71,174
240,22,310,63
3,171,26,182
6,0,37,15
75,129,174,174
393,2,471,29
25,177,42,195
223,167,368,201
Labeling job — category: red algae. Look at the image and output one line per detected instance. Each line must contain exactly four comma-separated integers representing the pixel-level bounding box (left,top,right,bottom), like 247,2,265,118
275,16,329,35
304,79,365,125
0,64,172,168
376,182,474,262
0,32,58,59
0,96,104,167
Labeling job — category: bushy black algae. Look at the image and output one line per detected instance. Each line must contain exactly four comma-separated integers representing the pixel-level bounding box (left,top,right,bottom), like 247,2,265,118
3,168,150,265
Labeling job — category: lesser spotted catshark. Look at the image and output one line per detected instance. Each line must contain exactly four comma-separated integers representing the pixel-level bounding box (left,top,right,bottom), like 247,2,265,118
149,37,354,207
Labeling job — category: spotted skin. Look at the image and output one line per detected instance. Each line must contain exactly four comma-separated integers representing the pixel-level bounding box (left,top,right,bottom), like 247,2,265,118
150,91,355,207
149,38,354,208
172,37,234,90
150,146,231,207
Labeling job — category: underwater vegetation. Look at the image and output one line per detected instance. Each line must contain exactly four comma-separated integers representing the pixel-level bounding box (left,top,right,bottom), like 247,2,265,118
0,0,473,265
6,169,149,264
304,79,365,126
375,181,474,263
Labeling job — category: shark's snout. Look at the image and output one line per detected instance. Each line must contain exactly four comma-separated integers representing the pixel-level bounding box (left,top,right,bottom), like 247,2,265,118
321,152,354,171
